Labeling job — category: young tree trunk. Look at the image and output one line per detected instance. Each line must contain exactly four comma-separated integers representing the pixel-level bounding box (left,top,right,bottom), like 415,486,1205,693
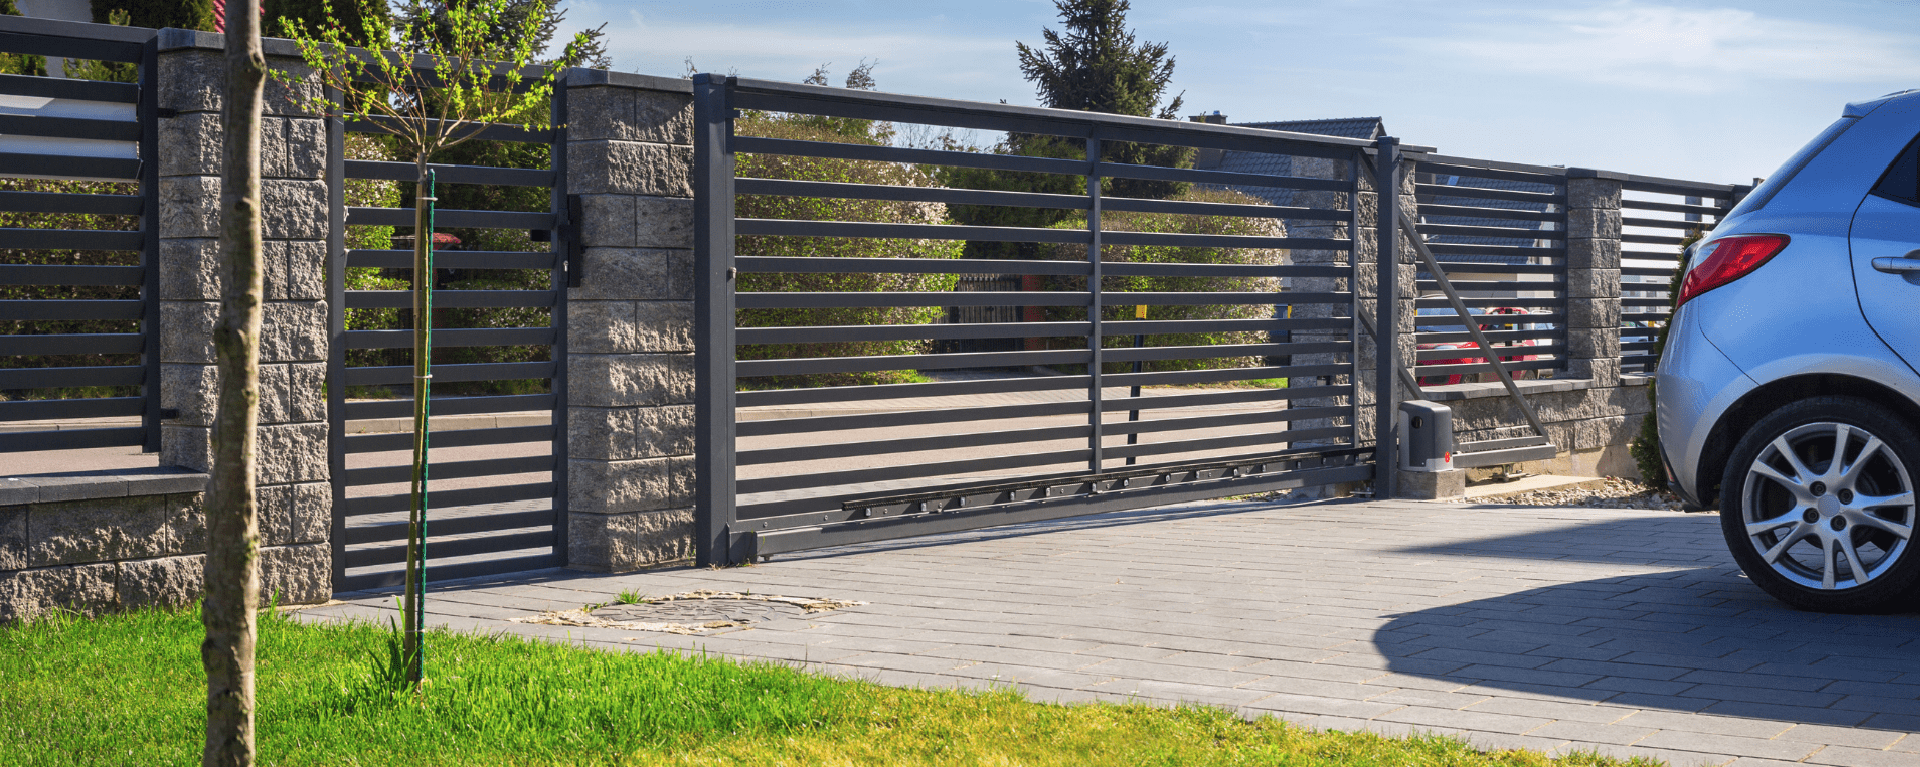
402,165,430,683
202,1,266,765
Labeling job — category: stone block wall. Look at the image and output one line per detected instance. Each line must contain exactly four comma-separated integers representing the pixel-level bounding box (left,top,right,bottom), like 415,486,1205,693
0,471,328,622
151,31,332,599
562,71,699,572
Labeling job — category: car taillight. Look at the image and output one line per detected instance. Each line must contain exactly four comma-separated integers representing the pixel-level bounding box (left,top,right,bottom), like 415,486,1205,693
1675,234,1790,309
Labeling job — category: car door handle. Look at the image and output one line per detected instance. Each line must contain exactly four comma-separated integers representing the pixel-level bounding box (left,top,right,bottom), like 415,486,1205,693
1872,250,1920,273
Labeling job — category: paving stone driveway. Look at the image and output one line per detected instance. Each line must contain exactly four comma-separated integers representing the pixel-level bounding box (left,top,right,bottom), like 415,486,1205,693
302,498,1920,767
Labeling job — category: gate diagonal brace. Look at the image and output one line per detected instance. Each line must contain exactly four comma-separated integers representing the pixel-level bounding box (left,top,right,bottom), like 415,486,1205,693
839,446,1371,521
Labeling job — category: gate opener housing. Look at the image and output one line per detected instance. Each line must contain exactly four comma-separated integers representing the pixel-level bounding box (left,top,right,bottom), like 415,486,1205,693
1398,400,1454,472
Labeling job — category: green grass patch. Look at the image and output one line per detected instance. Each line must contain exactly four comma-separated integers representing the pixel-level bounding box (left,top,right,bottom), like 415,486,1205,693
1,606,1662,766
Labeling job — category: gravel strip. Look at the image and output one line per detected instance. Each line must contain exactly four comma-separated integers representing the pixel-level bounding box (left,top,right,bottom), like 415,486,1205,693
1476,476,1689,511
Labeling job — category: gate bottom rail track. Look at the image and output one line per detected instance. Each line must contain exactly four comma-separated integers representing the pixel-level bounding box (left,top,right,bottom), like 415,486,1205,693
730,446,1374,561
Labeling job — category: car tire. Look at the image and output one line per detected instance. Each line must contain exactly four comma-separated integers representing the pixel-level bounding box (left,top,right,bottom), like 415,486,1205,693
1719,396,1920,613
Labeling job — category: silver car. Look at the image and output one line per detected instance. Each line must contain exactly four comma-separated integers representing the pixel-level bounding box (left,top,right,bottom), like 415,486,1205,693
1660,89,1920,613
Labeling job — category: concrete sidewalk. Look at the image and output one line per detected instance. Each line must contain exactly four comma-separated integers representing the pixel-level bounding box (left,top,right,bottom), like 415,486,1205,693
301,498,1920,766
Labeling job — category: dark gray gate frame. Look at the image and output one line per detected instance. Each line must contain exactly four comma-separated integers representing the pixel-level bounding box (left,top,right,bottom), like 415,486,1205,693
691,75,1417,566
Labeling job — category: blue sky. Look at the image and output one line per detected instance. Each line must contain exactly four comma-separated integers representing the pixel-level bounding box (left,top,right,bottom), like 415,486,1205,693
564,0,1920,186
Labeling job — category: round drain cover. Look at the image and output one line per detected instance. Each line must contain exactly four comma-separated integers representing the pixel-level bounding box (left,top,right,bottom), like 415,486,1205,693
590,598,806,625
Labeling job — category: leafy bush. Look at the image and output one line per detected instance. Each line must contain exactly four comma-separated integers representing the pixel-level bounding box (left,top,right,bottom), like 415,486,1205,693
733,106,963,389
1035,187,1286,373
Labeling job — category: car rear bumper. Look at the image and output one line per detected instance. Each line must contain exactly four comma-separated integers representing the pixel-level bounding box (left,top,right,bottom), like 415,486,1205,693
1657,306,1757,507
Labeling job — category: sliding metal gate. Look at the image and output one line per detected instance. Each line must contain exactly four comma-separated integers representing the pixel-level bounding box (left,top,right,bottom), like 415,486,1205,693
326,94,571,592
693,76,1403,565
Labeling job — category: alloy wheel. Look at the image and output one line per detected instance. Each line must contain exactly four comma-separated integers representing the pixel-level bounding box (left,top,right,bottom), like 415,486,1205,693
1743,421,1917,590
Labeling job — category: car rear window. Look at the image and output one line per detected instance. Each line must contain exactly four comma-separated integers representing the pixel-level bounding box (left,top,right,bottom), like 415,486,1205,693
1724,116,1859,219
1872,134,1920,205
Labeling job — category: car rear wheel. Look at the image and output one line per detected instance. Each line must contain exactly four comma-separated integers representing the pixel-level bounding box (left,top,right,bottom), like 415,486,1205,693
1719,396,1920,612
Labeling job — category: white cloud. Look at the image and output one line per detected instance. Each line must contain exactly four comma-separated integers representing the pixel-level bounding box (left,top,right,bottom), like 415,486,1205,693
1405,1,1920,93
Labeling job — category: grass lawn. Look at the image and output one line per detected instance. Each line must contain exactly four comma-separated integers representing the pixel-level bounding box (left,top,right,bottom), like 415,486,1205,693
1,606,1663,766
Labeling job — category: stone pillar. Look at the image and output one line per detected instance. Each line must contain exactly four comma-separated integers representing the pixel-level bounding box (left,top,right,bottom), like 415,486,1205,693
1565,171,1624,386
1283,156,1355,442
562,71,698,572
1349,154,1418,447
152,30,331,603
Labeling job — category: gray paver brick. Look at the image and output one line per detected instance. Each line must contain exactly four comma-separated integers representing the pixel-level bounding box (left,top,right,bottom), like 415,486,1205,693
1523,720,1658,745
1807,745,1920,767
1631,730,1820,760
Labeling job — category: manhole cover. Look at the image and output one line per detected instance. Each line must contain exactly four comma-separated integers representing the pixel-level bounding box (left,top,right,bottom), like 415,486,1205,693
589,598,805,625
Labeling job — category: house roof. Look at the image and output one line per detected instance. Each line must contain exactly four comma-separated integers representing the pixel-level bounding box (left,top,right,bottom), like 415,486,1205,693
1235,117,1386,140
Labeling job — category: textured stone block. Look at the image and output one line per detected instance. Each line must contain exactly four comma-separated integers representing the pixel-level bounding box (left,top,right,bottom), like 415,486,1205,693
1575,415,1632,449
268,239,328,300
160,301,217,364
1567,238,1621,270
568,455,692,514
264,117,326,179
256,423,329,485
0,563,118,622
162,424,213,473
160,175,220,238
566,86,693,145
1568,208,1622,240
568,141,694,197
1567,298,1622,330
568,354,696,407
1566,357,1622,387
1398,469,1466,500
160,238,221,300
0,507,24,570
1568,269,1622,299
290,363,326,423
633,90,695,145
158,49,319,117
260,482,329,546
259,364,291,424
158,111,222,177
566,507,693,572
1568,178,1622,210
634,405,695,459
262,181,328,239
569,407,638,461
162,363,218,427
635,196,694,248
632,301,694,352
260,543,329,605
567,300,637,354
117,554,204,609
577,194,636,247
28,493,204,568
570,248,687,301
262,300,327,363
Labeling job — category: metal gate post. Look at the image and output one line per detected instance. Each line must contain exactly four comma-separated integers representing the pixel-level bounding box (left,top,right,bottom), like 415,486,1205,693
548,81,570,566
325,100,348,590
1085,135,1104,472
1373,136,1401,496
692,75,738,566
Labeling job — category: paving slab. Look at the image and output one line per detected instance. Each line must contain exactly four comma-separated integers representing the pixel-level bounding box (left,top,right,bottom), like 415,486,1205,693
305,497,1920,764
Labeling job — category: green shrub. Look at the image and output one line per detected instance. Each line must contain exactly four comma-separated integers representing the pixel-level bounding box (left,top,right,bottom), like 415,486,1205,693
1034,187,1286,373
733,109,963,389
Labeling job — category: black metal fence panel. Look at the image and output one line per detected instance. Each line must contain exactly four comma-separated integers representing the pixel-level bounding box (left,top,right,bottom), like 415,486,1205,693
695,75,1393,564
0,16,159,453
1617,176,1738,373
326,87,569,593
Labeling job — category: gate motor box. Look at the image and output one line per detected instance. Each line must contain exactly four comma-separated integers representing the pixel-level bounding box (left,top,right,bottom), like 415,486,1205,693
1398,400,1455,472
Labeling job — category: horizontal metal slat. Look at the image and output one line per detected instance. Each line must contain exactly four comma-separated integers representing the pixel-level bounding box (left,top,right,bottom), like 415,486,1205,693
347,206,553,229
344,530,556,569
1102,231,1348,250
736,373,1090,409
0,190,141,215
0,264,141,286
1103,161,1349,193
1106,406,1349,437
0,364,141,389
1453,443,1560,469
1620,198,1723,216
738,218,1090,245
1426,262,1560,275
734,256,1088,276
1416,203,1558,223
1415,159,1566,185
738,349,1090,378
344,509,556,545
1416,344,1562,363
1412,358,1561,377
737,400,1089,438
1103,262,1347,278
739,422,1091,467
344,159,551,187
738,291,1088,309
345,454,554,487
342,361,553,387
345,116,552,144
0,29,145,63
344,326,555,350
1623,234,1685,246
1410,312,1562,327
1099,385,1348,412
1417,223,1562,241
0,112,139,142
1414,183,1563,205
1415,279,1561,292
0,425,144,452
1107,426,1351,461
1415,297,1562,309
1104,363,1349,388
1413,328,1555,345
1425,243,1563,257
346,290,553,309
0,71,138,102
737,321,1091,346
1619,177,1736,199
0,152,139,181
737,446,1092,497
1103,341,1345,364
338,553,558,591
343,481,555,517
0,332,143,356
1622,216,1707,231
1101,317,1352,335
0,227,143,251
346,249,557,270
343,393,554,420
1103,196,1349,222
735,134,1090,176
0,395,141,421
344,424,554,454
